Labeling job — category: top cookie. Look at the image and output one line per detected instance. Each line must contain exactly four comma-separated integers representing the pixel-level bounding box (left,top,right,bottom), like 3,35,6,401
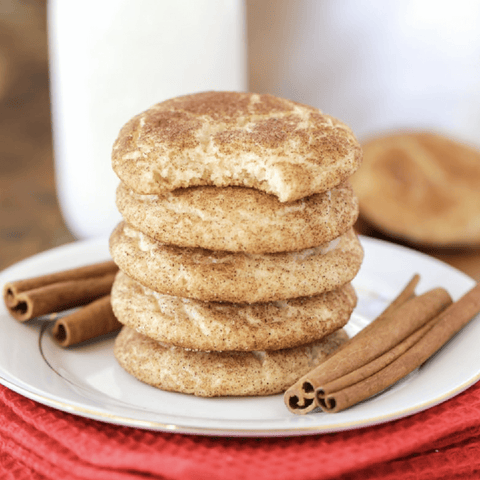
112,91,362,202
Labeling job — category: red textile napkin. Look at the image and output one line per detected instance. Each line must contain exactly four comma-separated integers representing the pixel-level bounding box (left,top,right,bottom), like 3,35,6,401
1,381,480,480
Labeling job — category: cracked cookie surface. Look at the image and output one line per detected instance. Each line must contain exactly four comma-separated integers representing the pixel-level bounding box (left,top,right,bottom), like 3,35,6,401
112,91,362,202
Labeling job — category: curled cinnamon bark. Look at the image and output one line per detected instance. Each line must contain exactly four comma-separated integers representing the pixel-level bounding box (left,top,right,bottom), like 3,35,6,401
284,274,422,414
52,295,122,347
3,260,118,322
317,282,480,412
284,275,456,414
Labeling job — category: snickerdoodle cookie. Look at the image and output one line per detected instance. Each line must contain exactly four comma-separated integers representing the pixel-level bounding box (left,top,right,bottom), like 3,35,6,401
111,270,357,351
115,181,359,253
114,325,349,397
112,91,362,202
351,131,480,246
109,222,364,303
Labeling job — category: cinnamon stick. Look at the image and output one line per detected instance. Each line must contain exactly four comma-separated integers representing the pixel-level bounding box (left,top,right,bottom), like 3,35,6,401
52,295,122,347
316,317,435,399
318,282,480,412
3,260,118,322
284,275,451,414
284,275,422,413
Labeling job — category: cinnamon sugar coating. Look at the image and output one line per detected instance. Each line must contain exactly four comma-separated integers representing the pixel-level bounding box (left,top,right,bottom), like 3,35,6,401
114,325,348,397
112,91,362,202
115,181,359,253
111,271,357,352
109,222,364,304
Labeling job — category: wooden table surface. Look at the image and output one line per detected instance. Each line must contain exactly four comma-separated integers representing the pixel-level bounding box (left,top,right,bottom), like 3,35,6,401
0,1,74,273
1,2,479,284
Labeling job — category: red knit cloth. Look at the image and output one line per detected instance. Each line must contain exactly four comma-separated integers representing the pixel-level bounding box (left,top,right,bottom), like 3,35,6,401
2,381,480,480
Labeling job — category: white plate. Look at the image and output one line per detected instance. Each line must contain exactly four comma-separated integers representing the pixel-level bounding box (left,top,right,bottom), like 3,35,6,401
0,236,479,436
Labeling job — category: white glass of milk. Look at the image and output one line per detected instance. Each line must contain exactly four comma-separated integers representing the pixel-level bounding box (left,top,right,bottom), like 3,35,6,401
48,0,247,239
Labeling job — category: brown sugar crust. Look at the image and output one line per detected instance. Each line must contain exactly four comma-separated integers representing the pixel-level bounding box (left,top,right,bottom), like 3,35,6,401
109,222,364,303
111,270,357,351
111,91,362,202
351,131,480,247
116,181,359,253
114,326,348,397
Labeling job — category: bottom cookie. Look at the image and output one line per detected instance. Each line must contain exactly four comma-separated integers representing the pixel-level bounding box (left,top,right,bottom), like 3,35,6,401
114,326,349,397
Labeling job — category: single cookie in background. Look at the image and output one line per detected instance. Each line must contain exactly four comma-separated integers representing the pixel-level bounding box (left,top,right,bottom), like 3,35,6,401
114,325,349,397
109,222,364,303
111,270,357,352
116,181,359,254
112,91,362,202
351,131,480,247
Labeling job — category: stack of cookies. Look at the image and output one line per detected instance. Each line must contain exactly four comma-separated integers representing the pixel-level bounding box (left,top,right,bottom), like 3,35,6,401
109,91,364,397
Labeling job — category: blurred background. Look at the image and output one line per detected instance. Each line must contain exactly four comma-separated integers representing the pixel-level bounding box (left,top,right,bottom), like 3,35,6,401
1,0,480,278
0,0,73,270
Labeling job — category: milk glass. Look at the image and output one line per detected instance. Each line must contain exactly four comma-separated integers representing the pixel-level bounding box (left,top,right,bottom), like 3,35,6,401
48,0,247,239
